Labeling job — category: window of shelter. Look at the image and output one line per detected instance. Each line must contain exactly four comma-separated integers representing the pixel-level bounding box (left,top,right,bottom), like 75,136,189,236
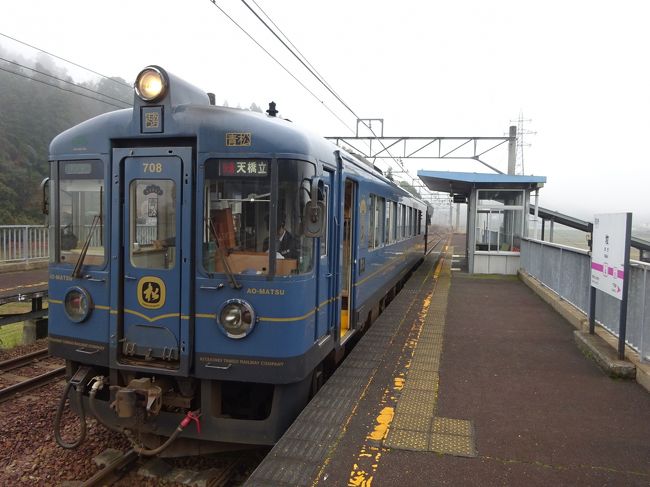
475,190,525,252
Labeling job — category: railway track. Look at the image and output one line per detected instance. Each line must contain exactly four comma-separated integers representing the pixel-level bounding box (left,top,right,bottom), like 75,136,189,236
0,348,49,372
81,449,139,487
0,349,65,402
79,447,261,486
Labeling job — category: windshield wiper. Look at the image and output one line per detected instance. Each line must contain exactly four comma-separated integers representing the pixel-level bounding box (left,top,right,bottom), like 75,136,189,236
71,214,101,278
207,218,241,289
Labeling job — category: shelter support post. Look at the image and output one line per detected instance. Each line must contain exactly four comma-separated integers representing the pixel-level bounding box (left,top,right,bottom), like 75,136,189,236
507,125,516,175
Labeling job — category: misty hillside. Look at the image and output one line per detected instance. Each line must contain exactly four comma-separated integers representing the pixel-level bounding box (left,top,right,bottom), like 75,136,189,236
0,46,131,223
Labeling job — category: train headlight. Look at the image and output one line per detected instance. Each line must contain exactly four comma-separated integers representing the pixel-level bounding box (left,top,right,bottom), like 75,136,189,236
218,299,256,339
64,287,93,323
135,66,168,102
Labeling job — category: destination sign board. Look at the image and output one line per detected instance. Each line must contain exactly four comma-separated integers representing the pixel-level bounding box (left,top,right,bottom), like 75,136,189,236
219,160,269,177
590,213,630,300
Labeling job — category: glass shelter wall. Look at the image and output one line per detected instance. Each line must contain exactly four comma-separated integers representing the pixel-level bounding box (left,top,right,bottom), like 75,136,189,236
475,190,525,252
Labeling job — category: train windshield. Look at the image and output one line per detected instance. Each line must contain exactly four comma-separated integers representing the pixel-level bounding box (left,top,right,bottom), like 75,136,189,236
55,160,105,266
202,159,315,276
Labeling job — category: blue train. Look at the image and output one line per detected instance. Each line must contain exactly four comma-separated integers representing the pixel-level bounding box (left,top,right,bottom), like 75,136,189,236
46,66,428,455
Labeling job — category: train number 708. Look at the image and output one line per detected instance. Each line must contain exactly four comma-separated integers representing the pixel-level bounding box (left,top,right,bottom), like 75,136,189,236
143,162,163,173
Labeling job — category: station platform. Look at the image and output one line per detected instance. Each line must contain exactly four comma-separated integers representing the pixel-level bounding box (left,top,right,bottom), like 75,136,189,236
0,268,48,304
247,238,650,486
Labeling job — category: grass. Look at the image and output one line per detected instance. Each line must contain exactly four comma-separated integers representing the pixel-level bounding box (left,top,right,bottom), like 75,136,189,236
0,301,48,349
0,323,24,349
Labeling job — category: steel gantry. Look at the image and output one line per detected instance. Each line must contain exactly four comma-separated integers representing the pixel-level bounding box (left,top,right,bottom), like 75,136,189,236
326,122,517,175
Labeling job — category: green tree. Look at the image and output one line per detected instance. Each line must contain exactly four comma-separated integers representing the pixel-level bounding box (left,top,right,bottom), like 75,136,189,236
0,52,125,223
398,180,421,198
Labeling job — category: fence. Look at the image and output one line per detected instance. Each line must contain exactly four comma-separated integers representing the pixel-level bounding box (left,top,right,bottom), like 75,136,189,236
520,238,650,362
0,225,49,263
0,225,161,265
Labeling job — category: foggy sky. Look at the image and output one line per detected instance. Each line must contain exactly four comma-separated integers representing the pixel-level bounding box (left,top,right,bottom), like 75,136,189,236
2,0,649,225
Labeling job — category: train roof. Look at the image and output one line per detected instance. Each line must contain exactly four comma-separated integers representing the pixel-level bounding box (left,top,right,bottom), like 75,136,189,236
49,66,423,205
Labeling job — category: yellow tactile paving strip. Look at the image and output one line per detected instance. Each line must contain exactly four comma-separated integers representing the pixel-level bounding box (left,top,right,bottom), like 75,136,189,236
384,247,477,458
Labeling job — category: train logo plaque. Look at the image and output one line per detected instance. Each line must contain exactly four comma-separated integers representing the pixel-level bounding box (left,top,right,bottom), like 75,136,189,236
137,276,166,309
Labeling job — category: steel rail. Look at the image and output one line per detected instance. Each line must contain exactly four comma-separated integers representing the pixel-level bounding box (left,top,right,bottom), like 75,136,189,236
209,454,254,487
0,365,66,402
0,348,49,372
425,234,447,256
80,449,139,487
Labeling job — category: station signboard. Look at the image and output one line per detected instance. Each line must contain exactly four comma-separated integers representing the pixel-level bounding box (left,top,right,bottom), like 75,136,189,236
590,213,630,300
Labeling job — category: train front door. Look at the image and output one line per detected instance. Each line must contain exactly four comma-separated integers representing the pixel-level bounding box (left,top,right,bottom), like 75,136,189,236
340,178,356,341
120,154,184,368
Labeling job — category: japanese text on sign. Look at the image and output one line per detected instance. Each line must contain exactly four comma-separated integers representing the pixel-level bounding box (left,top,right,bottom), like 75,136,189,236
225,132,252,147
590,213,630,300
219,160,269,177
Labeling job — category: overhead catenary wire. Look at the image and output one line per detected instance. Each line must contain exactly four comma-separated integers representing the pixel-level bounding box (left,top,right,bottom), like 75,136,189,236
232,0,418,188
0,31,132,90
206,0,356,134
240,0,357,120
0,65,128,110
248,0,342,99
0,56,132,107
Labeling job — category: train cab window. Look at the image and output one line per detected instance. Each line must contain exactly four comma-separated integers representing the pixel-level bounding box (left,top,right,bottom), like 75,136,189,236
277,159,316,274
56,160,105,266
129,179,176,269
202,159,316,276
203,159,271,275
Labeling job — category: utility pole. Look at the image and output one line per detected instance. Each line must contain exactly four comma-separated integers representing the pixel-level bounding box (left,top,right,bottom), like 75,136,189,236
510,112,536,175
507,125,517,175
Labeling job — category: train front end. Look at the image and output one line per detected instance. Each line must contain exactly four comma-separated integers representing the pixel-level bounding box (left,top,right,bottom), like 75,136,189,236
47,66,329,454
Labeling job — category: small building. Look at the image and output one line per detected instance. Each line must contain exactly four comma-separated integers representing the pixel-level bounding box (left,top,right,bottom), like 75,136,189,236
418,170,546,274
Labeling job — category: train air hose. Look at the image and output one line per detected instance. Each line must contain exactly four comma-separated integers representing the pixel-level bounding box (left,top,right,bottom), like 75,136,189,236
53,380,87,449
126,410,201,457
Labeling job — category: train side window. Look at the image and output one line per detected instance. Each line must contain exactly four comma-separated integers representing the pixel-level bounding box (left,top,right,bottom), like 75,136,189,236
368,195,376,249
320,185,328,257
404,206,411,238
391,202,397,242
385,200,391,244
396,204,402,240
374,196,385,248
414,209,418,236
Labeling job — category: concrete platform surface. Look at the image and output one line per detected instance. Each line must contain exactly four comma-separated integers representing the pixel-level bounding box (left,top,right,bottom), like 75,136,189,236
248,256,650,486
0,268,48,302
373,273,650,486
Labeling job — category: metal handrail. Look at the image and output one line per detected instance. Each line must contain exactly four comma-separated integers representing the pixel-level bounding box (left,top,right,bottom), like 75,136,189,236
0,225,49,263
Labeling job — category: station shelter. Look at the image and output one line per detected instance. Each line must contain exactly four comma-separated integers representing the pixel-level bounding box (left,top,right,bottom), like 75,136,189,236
418,171,546,274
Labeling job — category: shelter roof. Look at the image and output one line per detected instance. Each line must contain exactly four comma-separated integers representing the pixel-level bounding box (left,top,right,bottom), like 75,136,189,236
417,170,546,196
